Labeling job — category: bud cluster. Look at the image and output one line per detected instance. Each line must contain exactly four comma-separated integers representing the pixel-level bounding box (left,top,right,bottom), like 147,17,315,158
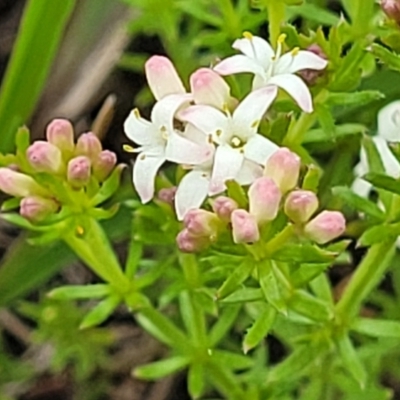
0,119,118,222
176,148,346,252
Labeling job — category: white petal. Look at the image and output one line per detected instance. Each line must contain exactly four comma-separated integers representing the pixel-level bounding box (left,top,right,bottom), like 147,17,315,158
179,105,228,137
268,74,313,113
133,154,165,203
374,136,400,178
183,123,209,145
236,160,263,185
151,93,192,130
351,177,372,199
275,51,327,75
209,145,244,195
377,101,400,142
145,56,186,100
166,131,214,165
175,170,210,220
244,134,279,165
233,85,278,137
190,68,231,109
233,36,275,66
214,55,265,77
124,110,159,146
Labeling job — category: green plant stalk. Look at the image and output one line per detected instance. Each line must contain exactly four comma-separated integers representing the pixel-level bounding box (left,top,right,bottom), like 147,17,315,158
335,240,396,321
266,0,286,46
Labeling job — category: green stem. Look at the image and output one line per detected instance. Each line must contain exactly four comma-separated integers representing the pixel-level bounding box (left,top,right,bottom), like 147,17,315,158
265,224,294,255
266,0,285,46
335,240,396,322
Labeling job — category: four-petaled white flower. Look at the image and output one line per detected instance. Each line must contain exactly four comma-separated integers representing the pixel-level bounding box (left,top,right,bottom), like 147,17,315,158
214,32,327,113
124,94,213,203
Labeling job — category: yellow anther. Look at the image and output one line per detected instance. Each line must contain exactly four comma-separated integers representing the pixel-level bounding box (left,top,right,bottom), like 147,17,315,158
133,108,140,118
251,120,259,128
123,144,136,153
140,154,146,160
231,136,242,148
291,47,300,56
216,129,222,137
207,134,213,144
278,33,287,44
243,31,253,40
76,226,84,236
160,125,167,132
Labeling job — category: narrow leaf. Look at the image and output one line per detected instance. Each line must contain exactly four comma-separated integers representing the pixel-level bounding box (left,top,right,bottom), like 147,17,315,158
79,295,121,329
363,172,400,196
48,284,110,300
134,356,189,380
351,318,400,338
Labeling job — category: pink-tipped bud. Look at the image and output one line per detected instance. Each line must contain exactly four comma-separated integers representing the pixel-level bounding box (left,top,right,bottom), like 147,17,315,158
183,209,219,238
26,141,63,173
299,45,328,85
382,0,400,22
231,209,260,244
0,168,45,197
212,196,238,221
176,229,208,253
284,190,319,223
304,210,346,244
92,150,117,181
75,132,102,160
45,119,74,152
20,196,58,221
264,148,300,193
157,187,177,205
248,177,282,224
67,156,91,187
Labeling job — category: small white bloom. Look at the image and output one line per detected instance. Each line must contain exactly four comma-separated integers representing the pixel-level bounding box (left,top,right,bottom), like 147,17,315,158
214,32,327,113
124,94,213,203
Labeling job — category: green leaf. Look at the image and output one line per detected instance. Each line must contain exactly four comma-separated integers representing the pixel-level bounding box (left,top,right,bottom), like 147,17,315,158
273,244,336,263
134,356,190,380
351,318,400,338
290,3,339,25
303,124,366,144
225,180,248,209
302,165,322,192
1,198,21,212
216,258,255,300
212,350,254,371
48,284,110,300
176,1,223,26
0,0,76,152
291,263,330,288
326,91,384,107
363,172,400,196
336,334,367,389
332,186,386,220
315,104,335,141
358,222,400,246
188,363,205,399
243,306,276,353
79,295,121,329
362,136,385,174
288,290,333,322
209,305,241,347
371,43,400,72
221,288,263,304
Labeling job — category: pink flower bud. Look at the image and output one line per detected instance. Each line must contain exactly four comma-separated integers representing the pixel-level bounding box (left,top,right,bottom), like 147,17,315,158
0,168,45,197
75,132,102,160
231,209,260,244
299,45,328,86
26,141,63,173
20,196,58,221
176,229,208,253
305,210,346,244
157,187,177,205
183,209,219,238
382,0,400,22
248,177,282,224
284,190,319,223
264,148,300,193
92,150,117,181
212,196,238,221
67,156,91,187
45,119,74,152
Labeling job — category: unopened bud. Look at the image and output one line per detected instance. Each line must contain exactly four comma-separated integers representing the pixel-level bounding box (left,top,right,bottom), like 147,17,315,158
284,190,319,223
212,196,238,221
298,44,328,85
92,150,117,181
184,209,219,238
75,132,102,160
382,0,400,22
20,196,58,221
231,209,260,244
304,210,346,244
0,168,45,197
248,177,282,224
176,229,208,253
264,148,300,193
27,141,63,173
157,187,177,205
67,156,91,187
46,119,74,152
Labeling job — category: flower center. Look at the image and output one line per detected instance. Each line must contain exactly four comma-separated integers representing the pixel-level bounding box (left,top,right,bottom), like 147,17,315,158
160,125,169,141
230,135,245,149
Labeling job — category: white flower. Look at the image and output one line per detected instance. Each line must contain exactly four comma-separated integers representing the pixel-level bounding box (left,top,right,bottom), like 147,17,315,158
177,85,279,216
124,94,213,203
214,32,327,113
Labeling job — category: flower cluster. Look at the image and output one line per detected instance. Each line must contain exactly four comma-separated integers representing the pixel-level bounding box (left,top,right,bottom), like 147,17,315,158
176,148,346,252
124,33,327,220
0,119,118,222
